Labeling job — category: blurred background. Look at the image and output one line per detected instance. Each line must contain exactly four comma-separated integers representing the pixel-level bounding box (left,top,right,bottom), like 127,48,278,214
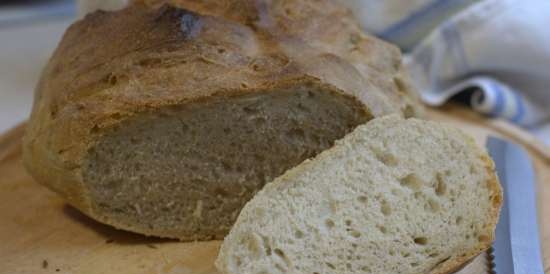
0,0,75,133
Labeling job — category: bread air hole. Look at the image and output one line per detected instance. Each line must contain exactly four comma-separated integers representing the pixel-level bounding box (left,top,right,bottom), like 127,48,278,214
372,147,399,167
253,117,266,126
380,200,391,216
260,236,272,256
393,77,407,92
252,207,265,218
242,106,258,114
435,173,447,196
286,128,305,140
347,228,361,238
246,234,263,256
361,266,371,272
391,188,401,196
294,230,304,239
137,57,162,68
233,256,242,267
400,174,423,191
403,105,416,118
103,72,128,87
414,237,428,245
275,263,286,273
325,219,335,229
274,248,288,262
428,199,440,212
297,102,311,113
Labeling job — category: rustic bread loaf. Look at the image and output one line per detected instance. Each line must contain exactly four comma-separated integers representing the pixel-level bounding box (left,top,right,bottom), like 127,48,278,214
216,115,502,274
23,0,421,240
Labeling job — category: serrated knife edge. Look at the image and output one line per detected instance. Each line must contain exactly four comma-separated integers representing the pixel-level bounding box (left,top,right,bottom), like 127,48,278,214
486,137,544,274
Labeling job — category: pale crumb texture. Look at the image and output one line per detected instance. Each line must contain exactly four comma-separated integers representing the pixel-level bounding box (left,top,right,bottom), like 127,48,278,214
216,115,501,274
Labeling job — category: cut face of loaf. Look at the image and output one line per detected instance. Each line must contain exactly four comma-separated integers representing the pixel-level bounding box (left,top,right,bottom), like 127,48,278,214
82,85,370,239
216,116,502,274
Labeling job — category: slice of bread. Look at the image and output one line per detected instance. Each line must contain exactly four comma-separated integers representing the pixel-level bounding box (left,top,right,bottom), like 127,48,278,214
215,115,502,274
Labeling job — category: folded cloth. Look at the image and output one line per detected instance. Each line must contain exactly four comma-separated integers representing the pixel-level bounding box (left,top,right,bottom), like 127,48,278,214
415,75,548,127
347,0,550,146
342,0,481,50
405,0,550,145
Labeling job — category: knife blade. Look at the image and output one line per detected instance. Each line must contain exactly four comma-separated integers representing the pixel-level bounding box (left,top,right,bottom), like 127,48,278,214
486,136,544,274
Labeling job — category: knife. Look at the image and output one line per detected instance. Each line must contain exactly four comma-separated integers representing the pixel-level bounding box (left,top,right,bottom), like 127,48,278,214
486,136,544,274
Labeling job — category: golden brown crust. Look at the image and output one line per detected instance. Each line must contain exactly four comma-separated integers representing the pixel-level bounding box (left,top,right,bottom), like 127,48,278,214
23,0,422,237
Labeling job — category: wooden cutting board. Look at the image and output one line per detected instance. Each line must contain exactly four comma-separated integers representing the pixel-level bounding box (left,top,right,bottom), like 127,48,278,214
1,105,549,274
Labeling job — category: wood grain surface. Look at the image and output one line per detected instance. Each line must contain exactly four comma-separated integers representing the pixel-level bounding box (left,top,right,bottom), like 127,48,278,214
1,105,548,274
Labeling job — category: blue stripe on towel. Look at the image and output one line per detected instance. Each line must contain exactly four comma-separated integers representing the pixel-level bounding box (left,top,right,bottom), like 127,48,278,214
489,82,506,116
511,90,526,124
378,0,469,49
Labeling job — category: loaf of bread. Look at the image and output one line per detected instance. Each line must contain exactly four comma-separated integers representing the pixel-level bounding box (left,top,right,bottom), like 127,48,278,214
22,0,421,240
216,115,502,274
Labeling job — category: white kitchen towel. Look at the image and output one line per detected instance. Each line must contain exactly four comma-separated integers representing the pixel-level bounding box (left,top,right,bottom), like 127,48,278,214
405,0,550,145
413,75,548,128
342,0,481,50
345,0,550,145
